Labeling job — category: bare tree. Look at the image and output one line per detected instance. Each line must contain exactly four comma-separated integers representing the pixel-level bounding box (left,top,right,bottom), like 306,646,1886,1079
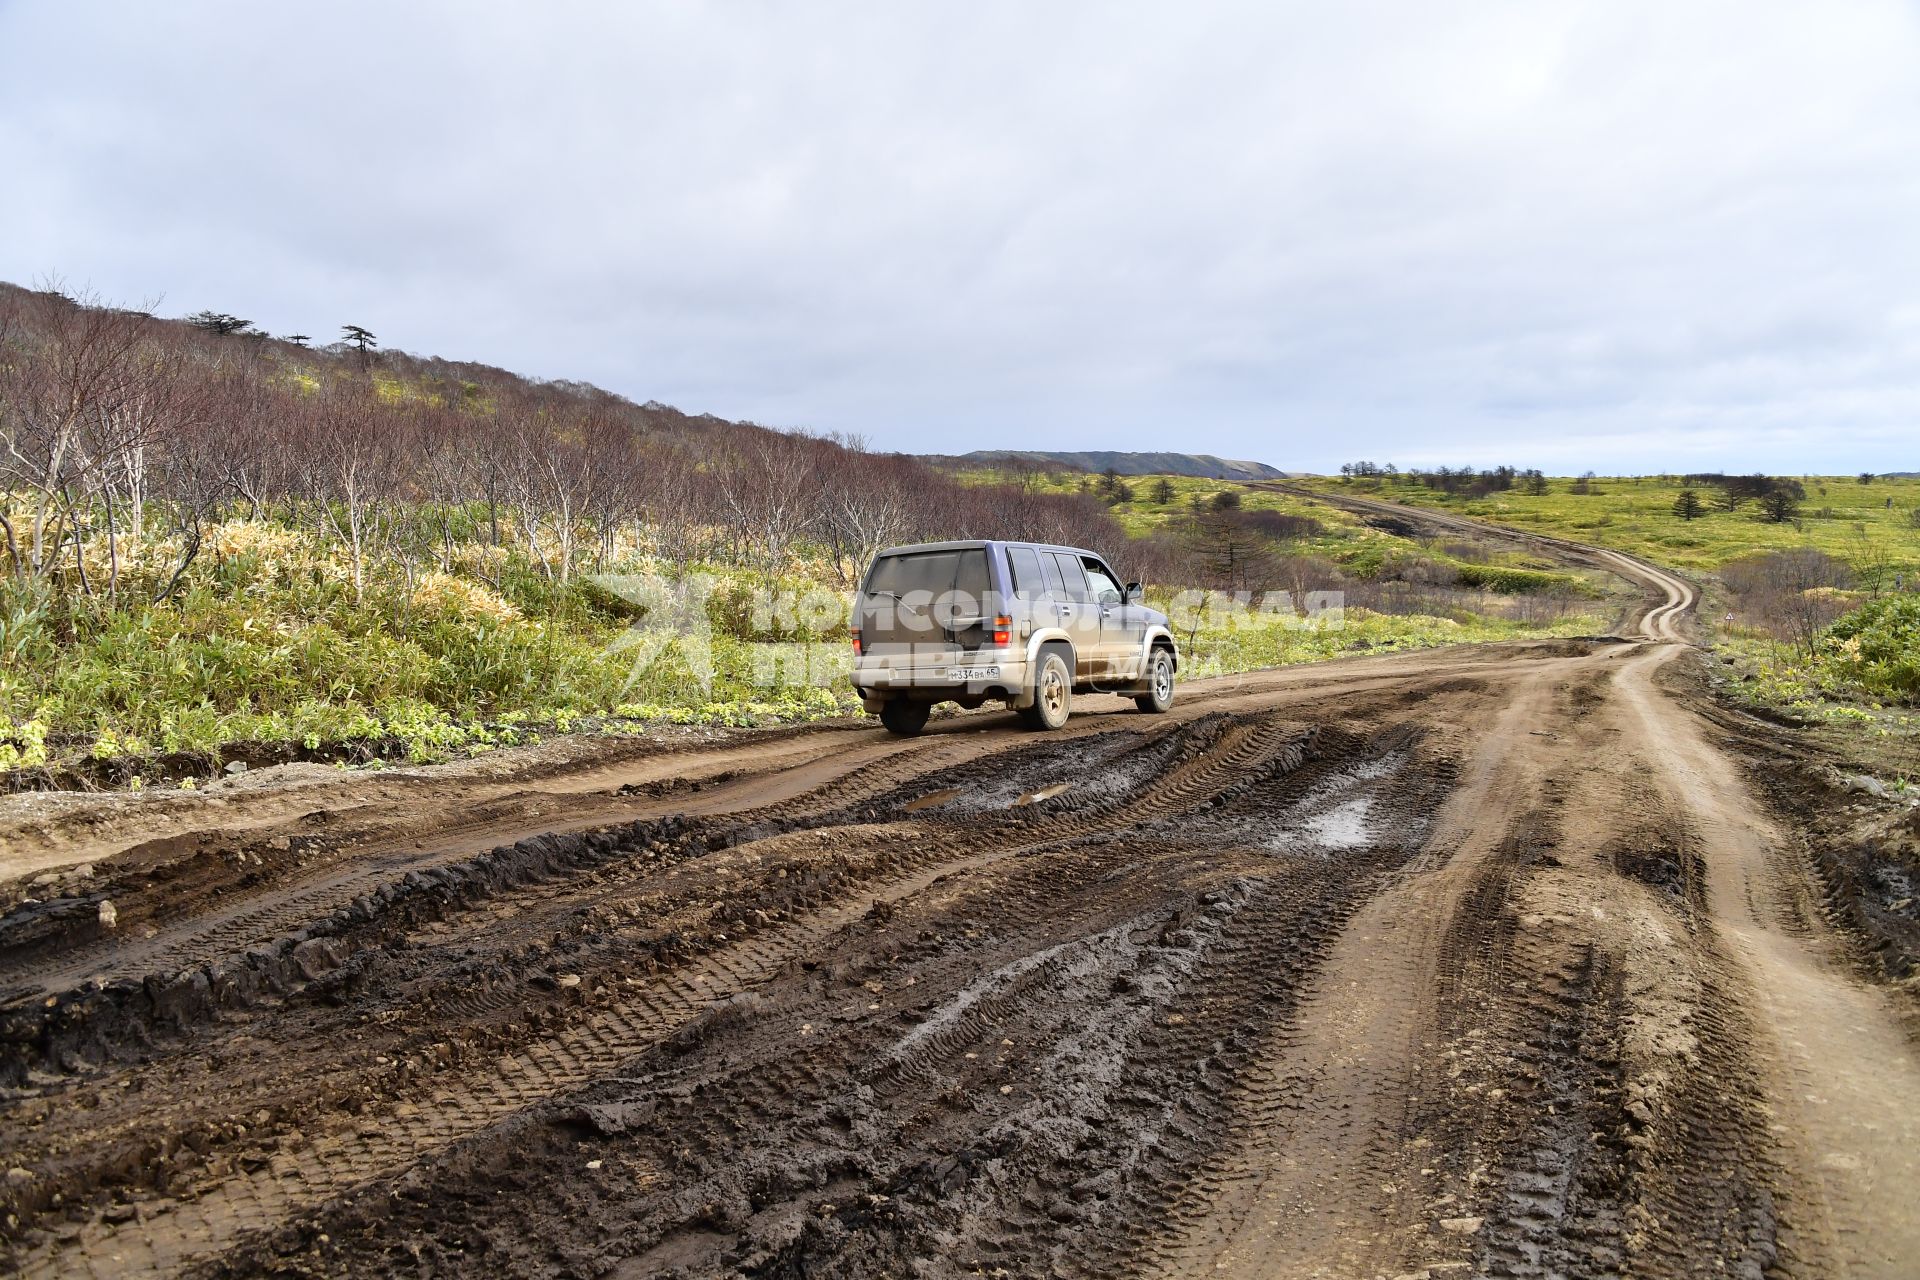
0,282,1149,623
1848,522,1895,598
714,428,822,567
1723,548,1853,656
311,382,404,598
0,283,157,587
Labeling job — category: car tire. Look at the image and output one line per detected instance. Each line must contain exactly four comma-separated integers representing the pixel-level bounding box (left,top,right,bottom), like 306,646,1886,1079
879,699,931,737
1019,648,1073,731
1135,646,1175,714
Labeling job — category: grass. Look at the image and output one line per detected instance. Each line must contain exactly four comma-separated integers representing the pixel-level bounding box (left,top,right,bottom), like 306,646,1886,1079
952,467,1361,547
1294,471,1920,776
956,467,1607,596
1301,473,1920,575
0,526,859,779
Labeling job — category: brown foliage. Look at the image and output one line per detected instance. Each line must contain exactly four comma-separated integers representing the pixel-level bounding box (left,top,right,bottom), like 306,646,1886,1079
0,282,1130,593
1722,547,1854,655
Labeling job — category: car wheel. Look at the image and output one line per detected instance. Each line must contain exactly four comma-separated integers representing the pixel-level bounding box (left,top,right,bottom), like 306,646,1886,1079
1135,647,1175,714
879,699,931,737
1020,648,1073,731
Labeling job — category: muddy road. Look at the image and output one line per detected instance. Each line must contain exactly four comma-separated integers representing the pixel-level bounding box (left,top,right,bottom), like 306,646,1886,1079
4,522,1919,1278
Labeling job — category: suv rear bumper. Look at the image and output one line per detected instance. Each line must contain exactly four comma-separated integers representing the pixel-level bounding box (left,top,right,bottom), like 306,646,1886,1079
851,652,1030,710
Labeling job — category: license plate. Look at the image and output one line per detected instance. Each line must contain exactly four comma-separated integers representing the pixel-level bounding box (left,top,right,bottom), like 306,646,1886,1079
946,666,1001,680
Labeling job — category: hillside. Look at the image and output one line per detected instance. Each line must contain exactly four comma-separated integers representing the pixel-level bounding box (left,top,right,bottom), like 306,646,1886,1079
0,280,1128,582
0,282,1606,780
929,449,1298,481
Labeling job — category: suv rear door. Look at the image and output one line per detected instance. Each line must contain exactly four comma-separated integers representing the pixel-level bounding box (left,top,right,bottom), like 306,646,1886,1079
1006,544,1049,635
858,547,994,678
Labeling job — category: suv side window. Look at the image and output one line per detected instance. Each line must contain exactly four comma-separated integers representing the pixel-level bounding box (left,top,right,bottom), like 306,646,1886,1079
1081,559,1123,605
1007,545,1044,599
1037,548,1067,599
1050,552,1091,601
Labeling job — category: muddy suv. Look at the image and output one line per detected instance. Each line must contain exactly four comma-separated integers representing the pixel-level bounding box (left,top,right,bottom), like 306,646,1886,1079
851,540,1178,736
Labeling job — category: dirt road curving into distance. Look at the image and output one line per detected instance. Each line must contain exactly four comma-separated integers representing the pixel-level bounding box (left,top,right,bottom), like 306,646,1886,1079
3,498,1916,1278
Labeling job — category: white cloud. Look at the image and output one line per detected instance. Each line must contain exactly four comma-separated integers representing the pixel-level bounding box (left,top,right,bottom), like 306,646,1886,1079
2,0,1915,471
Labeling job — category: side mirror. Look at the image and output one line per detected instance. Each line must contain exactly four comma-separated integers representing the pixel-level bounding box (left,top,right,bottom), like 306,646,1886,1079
1124,581,1144,603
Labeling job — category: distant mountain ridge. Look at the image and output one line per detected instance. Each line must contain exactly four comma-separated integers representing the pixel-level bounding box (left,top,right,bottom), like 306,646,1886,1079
933,449,1300,481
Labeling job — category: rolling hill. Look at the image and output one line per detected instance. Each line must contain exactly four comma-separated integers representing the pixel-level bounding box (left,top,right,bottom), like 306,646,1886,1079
928,449,1300,481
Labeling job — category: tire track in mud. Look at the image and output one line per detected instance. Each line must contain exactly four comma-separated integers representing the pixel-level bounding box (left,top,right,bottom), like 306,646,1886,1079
0,731,976,1003
1135,651,1583,1280
3,714,1303,1081
1608,645,1920,1276
11,681,1472,1095
0,659,1497,1010
1135,632,1788,1280
189,726,1451,1279
1423,791,1782,1280
4,710,1335,1277
1382,648,1805,1280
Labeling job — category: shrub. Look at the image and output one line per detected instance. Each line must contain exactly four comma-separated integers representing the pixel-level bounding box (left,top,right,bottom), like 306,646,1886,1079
1239,509,1323,541
1825,597,1920,699
1455,563,1584,595
411,572,521,623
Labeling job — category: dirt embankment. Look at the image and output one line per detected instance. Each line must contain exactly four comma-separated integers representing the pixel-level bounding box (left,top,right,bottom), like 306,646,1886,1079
1,497,1917,1279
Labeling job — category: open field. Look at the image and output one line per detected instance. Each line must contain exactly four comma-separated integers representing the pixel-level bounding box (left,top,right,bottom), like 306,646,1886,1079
1299,473,1920,575
1276,476,1920,746
3,509,1917,1278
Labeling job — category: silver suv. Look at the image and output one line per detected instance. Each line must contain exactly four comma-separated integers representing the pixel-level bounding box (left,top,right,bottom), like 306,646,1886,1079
850,540,1179,735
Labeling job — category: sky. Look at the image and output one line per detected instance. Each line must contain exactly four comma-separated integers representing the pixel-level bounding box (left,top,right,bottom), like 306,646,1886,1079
2,1,1917,474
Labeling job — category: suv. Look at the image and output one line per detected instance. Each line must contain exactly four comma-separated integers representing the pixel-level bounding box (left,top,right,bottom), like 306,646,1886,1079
850,540,1179,736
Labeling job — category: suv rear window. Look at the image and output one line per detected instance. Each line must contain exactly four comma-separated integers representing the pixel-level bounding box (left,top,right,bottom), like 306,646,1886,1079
867,549,990,604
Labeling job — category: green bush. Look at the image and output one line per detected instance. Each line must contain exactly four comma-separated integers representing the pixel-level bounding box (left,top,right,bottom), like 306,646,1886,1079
1454,563,1584,595
1825,596,1920,699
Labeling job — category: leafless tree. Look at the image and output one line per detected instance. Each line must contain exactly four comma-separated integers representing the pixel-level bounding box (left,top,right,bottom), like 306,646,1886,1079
311,382,405,598
0,282,165,590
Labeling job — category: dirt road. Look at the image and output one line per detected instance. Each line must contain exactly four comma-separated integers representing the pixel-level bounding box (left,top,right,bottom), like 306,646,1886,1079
3,514,1917,1278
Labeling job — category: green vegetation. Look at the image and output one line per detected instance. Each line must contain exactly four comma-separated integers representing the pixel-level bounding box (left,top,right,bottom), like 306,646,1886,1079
1304,472,1920,576
0,524,856,777
1709,593,1920,737
959,466,1606,601
0,512,1610,782
1306,470,1920,747
1828,596,1920,699
1161,596,1600,681
0,492,1613,780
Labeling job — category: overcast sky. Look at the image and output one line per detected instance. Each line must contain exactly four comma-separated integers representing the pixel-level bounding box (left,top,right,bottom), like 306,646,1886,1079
3,2,1916,473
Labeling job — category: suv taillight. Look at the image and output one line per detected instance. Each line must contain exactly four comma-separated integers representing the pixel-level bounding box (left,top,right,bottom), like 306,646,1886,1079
851,627,862,656
991,615,1011,646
